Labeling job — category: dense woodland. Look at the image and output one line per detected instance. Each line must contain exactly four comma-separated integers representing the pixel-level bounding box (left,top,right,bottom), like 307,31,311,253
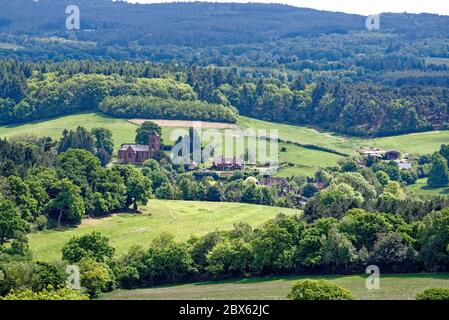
1,59,449,136
1,2,449,136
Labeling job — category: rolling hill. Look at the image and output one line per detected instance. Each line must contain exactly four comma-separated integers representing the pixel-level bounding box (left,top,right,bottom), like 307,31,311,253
28,199,300,262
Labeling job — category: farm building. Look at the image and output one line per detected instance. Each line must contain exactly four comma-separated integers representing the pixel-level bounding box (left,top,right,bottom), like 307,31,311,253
118,132,160,164
212,156,245,171
356,147,401,160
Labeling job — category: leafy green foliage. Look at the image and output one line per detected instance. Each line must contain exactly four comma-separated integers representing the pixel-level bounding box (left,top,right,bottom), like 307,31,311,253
427,153,449,188
287,280,354,300
1,288,89,300
416,288,449,300
62,232,115,264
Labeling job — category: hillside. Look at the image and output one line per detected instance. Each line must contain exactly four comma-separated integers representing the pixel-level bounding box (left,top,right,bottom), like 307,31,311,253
28,199,300,262
99,273,449,300
3,112,449,178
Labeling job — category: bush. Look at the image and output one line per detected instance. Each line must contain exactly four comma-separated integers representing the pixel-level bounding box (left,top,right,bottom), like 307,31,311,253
416,288,449,300
78,257,114,297
287,280,355,300
62,231,115,263
1,288,89,300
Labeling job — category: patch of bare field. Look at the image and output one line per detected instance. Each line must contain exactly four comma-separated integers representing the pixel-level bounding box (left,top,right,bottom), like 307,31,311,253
128,119,238,129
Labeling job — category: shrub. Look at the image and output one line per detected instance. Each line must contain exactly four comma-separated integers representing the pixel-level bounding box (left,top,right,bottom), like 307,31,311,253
62,231,115,263
287,280,355,300
78,257,114,297
416,288,449,300
1,288,89,300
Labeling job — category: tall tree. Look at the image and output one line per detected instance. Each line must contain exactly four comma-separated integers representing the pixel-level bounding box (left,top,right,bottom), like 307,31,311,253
48,178,85,227
427,153,449,188
0,199,25,245
91,128,114,166
135,121,162,145
126,171,152,212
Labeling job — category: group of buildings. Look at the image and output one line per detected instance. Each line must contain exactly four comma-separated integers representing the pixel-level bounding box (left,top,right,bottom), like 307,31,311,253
117,132,245,171
356,147,412,169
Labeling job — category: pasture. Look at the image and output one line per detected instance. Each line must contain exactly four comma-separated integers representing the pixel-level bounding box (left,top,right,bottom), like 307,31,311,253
2,112,449,177
98,273,449,300
28,200,300,262
406,178,449,196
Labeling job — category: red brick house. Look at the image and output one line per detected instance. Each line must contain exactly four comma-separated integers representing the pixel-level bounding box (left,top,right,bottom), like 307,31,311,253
118,133,160,164
212,156,244,171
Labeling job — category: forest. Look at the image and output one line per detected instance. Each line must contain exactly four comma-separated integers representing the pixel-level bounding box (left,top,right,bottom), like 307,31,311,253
1,59,449,136
1,0,449,301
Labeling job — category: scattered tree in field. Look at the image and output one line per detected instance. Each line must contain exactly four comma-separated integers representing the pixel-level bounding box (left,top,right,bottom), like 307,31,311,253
78,257,113,297
126,171,152,212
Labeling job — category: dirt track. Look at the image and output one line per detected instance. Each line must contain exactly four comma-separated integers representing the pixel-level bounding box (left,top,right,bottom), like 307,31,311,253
128,119,238,129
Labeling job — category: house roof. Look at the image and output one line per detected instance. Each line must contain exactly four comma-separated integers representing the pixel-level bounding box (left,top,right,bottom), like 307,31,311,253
119,144,151,152
213,156,244,165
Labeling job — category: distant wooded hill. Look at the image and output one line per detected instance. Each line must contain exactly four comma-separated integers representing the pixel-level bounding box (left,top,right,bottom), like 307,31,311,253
1,0,448,47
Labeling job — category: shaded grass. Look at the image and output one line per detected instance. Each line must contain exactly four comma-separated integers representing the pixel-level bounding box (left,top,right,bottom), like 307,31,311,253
98,273,449,300
406,178,449,196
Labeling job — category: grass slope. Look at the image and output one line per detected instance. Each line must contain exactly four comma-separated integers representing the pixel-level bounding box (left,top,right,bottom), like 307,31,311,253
98,273,449,300
238,116,355,155
406,178,449,196
239,116,449,156
2,113,448,177
28,200,299,262
0,113,345,177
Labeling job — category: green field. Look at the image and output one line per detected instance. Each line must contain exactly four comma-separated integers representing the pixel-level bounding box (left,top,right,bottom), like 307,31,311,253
406,178,449,196
28,199,300,262
365,131,449,155
98,273,449,300
238,116,355,155
0,113,182,152
0,113,345,177
2,113,449,177
239,116,449,156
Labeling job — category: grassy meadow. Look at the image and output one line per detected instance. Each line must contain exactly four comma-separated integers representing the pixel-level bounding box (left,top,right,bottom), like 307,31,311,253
28,199,300,262
0,113,345,177
2,112,449,177
98,273,449,300
406,178,449,196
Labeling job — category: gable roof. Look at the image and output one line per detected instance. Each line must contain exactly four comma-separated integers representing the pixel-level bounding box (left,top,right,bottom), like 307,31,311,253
119,144,151,152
